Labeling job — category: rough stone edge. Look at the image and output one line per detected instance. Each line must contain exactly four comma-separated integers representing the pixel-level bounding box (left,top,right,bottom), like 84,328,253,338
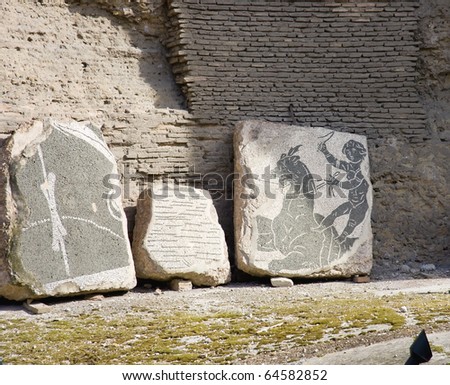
132,183,231,286
234,121,255,276
233,120,373,279
0,121,50,300
0,136,15,295
132,188,162,279
0,120,137,301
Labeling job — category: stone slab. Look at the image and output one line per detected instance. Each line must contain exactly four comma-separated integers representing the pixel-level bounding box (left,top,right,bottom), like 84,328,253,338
0,120,136,300
270,277,294,288
234,120,373,278
132,182,231,286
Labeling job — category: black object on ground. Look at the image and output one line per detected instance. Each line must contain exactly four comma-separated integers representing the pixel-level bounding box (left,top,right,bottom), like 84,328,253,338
405,329,433,365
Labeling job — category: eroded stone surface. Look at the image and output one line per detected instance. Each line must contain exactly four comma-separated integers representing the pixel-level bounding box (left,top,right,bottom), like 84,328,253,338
234,120,373,278
0,120,136,300
133,182,231,286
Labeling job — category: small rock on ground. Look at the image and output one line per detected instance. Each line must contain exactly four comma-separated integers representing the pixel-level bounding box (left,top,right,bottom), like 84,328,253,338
271,277,294,287
170,279,193,292
23,301,51,315
421,264,436,272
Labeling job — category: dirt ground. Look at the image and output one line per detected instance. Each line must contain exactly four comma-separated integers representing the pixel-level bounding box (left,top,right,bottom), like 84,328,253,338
0,276,449,365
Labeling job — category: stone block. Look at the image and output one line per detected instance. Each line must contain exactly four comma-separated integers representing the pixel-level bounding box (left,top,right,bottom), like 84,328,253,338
353,275,371,283
132,182,231,286
234,120,373,278
0,120,136,301
170,279,193,291
270,277,294,287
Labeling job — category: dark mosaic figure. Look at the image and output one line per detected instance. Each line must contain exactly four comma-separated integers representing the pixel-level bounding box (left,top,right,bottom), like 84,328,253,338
256,137,369,273
316,140,369,244
257,145,341,271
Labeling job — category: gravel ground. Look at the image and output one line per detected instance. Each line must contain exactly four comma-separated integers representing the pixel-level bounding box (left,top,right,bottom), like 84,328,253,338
1,277,449,364
1,277,449,321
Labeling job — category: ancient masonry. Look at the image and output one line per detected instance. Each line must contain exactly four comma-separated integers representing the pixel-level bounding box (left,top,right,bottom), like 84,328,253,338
0,0,448,272
133,182,231,286
234,121,373,278
165,0,427,141
0,120,136,300
0,0,234,197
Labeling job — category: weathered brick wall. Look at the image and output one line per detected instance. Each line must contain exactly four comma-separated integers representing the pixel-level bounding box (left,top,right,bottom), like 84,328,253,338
0,0,448,275
416,0,450,142
162,0,449,273
0,0,234,238
165,0,427,142
0,0,232,199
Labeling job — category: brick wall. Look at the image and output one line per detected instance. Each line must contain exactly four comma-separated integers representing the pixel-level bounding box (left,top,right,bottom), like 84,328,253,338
0,0,233,200
0,0,234,238
165,0,427,142
1,0,447,272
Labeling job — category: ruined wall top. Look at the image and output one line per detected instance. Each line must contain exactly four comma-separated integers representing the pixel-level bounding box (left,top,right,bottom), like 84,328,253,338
165,0,427,142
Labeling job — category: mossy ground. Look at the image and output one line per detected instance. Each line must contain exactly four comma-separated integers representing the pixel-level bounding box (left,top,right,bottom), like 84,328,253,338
0,293,448,364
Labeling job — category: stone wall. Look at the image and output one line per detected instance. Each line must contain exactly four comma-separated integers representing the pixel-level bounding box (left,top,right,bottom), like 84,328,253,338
416,0,450,142
0,0,232,195
0,0,233,238
0,0,448,276
165,0,427,142
370,0,449,274
162,0,448,274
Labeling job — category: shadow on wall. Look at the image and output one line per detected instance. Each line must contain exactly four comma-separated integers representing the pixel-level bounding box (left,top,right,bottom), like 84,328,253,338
66,0,185,110
62,1,185,240
63,1,234,253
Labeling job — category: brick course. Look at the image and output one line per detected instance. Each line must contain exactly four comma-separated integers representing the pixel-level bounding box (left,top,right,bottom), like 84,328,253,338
165,0,427,142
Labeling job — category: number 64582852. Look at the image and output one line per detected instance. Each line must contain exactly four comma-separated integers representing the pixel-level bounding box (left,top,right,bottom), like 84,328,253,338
264,369,328,381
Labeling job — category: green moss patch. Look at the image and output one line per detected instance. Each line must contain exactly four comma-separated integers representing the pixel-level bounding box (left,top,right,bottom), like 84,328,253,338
0,293,448,364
